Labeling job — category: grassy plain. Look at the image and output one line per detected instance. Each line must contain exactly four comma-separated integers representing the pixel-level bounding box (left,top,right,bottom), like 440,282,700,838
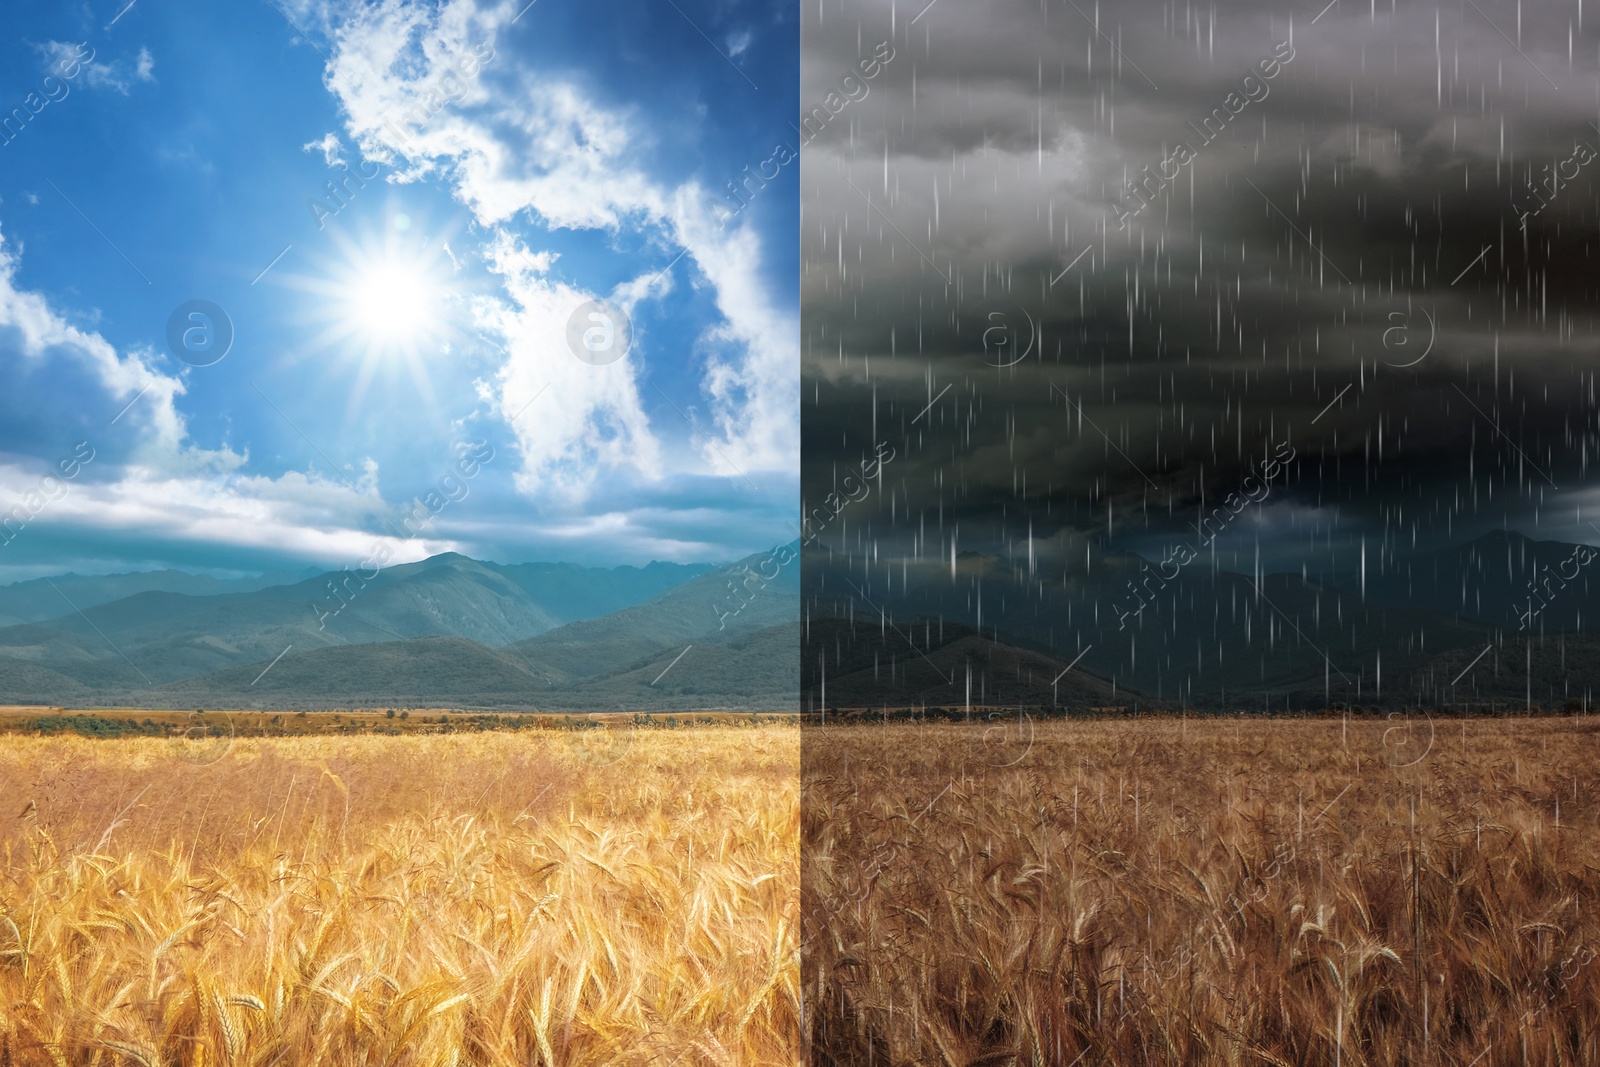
804,715,1600,1066
0,726,799,1065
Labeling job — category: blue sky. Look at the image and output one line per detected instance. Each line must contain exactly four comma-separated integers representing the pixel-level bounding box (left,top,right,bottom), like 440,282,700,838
0,0,798,581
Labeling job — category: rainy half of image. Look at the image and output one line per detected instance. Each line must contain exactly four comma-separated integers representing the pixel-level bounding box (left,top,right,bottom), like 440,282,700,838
800,0,1600,1064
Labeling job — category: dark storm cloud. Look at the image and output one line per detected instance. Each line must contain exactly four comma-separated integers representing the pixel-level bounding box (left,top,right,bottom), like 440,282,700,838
803,0,1600,567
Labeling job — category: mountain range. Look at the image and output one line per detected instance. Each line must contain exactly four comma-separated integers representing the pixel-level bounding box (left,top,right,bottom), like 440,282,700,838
802,530,1600,712
14,528,1589,713
0,547,800,710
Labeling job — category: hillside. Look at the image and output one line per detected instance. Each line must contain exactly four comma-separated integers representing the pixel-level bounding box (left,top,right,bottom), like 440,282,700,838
549,622,800,709
0,568,317,627
801,616,1141,711
0,554,717,697
0,548,798,709
151,636,545,707
509,545,799,684
1343,530,1600,631
801,532,1583,709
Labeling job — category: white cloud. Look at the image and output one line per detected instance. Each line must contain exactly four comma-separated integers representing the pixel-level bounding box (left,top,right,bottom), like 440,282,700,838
0,222,417,567
0,224,187,455
3,460,436,563
38,40,158,95
303,131,347,166
487,506,726,560
319,0,797,489
475,230,661,498
80,65,128,94
670,185,798,473
37,41,89,78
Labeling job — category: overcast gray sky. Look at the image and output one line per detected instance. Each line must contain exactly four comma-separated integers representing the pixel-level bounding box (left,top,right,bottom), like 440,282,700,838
802,0,1600,583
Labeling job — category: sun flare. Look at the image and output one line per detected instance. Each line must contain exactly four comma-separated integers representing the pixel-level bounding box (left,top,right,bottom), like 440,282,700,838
279,221,465,412
347,260,437,341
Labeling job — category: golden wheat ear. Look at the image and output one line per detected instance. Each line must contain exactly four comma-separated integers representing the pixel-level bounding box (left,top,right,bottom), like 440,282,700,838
96,1040,158,1067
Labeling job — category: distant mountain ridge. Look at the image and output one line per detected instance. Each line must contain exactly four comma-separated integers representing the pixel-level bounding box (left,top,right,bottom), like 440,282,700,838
1334,530,1600,631
0,547,799,710
0,568,319,627
508,549,799,685
19,530,1595,711
802,616,1140,712
802,530,1600,711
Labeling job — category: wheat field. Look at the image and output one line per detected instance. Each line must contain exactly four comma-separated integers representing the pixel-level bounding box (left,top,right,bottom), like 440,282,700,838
0,725,799,1066
803,715,1600,1066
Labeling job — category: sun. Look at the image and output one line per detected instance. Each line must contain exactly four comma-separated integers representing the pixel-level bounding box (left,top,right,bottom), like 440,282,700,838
276,215,466,413
347,260,437,341
285,216,459,358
